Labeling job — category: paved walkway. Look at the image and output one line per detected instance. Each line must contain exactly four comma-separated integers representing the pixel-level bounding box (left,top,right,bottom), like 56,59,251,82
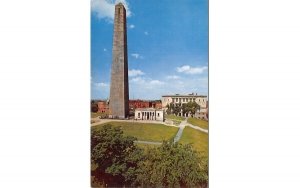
186,123,208,133
173,118,187,143
173,118,208,143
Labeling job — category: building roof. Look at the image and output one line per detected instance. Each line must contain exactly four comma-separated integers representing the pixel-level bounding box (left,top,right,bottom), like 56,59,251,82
129,99,162,102
162,94,207,97
135,108,163,111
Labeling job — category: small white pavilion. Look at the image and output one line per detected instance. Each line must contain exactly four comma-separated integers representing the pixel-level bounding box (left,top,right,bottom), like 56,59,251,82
134,108,164,121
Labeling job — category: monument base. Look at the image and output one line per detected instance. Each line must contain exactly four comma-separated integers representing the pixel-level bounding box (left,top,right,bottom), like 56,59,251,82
108,115,127,119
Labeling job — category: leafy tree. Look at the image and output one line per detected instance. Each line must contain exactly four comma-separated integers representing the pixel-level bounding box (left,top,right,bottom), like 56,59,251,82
166,109,171,115
91,125,143,187
173,104,181,116
136,141,208,187
186,101,200,117
181,103,188,117
91,103,98,113
166,104,171,115
170,103,175,113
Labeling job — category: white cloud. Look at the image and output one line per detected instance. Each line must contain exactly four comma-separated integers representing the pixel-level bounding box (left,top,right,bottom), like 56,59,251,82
166,75,180,80
131,53,140,59
128,75,207,100
128,69,145,77
91,0,131,21
94,82,109,87
130,77,146,84
130,77,164,86
131,53,144,59
144,31,149,35
129,24,135,29
178,81,184,85
160,76,208,98
176,65,208,74
103,48,107,51
149,80,164,85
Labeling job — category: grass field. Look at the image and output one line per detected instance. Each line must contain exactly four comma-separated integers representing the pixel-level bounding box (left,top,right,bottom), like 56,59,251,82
179,127,208,156
172,120,181,126
92,121,179,142
91,112,106,118
187,117,208,130
166,114,185,121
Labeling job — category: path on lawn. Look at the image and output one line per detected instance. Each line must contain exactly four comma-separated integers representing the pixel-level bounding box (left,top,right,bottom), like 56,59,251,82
91,117,208,145
173,118,208,143
186,123,208,133
173,118,187,143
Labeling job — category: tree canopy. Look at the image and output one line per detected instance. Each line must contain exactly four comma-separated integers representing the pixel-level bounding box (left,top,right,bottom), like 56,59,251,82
166,101,200,117
91,125,143,187
136,141,208,187
91,103,98,113
186,101,200,116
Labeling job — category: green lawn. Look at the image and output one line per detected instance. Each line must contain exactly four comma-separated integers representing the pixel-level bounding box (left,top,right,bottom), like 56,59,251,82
172,120,181,126
91,112,108,118
92,121,179,142
91,112,102,118
179,127,208,156
187,117,208,130
166,114,185,121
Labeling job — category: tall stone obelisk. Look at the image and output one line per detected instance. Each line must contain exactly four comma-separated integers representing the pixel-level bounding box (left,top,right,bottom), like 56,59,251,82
109,3,129,119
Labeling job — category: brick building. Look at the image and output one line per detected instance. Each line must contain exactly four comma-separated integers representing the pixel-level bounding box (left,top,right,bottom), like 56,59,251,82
93,99,162,117
97,101,109,114
129,100,150,110
129,100,162,111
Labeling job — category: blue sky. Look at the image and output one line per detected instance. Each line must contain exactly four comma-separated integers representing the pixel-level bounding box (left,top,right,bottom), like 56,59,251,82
91,0,208,100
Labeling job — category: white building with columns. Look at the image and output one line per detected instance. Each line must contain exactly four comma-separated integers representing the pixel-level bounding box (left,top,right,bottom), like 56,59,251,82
161,93,208,109
134,108,164,121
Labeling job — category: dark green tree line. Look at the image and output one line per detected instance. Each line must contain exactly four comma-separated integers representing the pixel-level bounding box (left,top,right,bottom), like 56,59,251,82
91,100,98,113
166,101,200,117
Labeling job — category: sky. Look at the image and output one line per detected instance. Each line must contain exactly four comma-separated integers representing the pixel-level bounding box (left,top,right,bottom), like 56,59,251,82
91,0,208,100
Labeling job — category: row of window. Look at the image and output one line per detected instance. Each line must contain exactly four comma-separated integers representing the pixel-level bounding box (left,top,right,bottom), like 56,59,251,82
171,98,197,103
164,97,206,103
137,112,160,118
